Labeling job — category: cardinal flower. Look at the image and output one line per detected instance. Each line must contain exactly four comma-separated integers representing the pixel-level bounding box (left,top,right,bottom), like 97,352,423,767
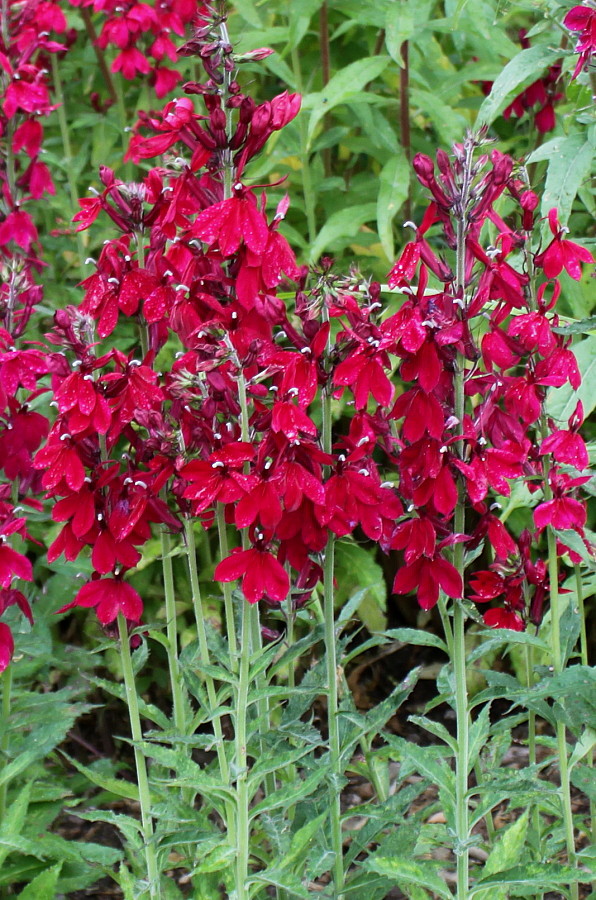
535,209,594,280
57,577,143,625
214,544,289,603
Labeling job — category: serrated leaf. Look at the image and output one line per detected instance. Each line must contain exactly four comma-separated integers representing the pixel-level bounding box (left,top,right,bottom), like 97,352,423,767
476,45,561,127
0,783,31,867
571,763,596,802
249,768,324,819
59,752,139,802
281,812,327,870
308,203,377,264
552,315,596,335
364,856,453,899
381,628,448,654
384,735,455,799
554,529,596,567
377,153,410,261
16,863,62,900
305,57,390,146
190,843,236,875
569,728,596,770
474,811,528,900
471,862,588,892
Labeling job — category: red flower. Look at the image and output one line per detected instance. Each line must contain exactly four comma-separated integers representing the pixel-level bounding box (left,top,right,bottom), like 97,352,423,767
535,209,594,280
392,553,462,611
214,546,289,604
192,185,269,257
58,577,143,625
181,443,256,513
483,608,524,631
539,402,589,470
0,544,33,588
534,472,588,531
0,623,14,674
564,5,596,78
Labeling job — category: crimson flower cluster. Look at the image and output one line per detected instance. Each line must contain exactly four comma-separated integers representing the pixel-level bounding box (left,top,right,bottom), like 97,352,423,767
30,7,594,645
67,0,197,97
0,0,69,670
386,141,593,628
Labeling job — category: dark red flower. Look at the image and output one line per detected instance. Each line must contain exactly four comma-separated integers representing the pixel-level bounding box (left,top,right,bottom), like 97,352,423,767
535,209,594,280
58,577,143,625
214,545,289,603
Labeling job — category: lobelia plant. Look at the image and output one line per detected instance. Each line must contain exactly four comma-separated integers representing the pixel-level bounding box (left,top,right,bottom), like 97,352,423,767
0,0,594,898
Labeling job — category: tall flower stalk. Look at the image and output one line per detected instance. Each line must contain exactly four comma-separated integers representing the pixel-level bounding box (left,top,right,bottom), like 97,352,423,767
117,612,160,900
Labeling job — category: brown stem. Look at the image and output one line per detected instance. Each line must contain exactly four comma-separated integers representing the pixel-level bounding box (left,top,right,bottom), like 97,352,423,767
399,40,412,220
319,2,332,178
81,8,118,103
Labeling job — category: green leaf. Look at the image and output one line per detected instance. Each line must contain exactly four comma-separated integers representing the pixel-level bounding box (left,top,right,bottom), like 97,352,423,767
571,764,596,802
546,334,596,422
377,152,410,261
0,783,31,866
249,768,325,819
384,735,455,799
334,540,387,632
364,856,453,900
474,811,528,900
190,844,236,875
16,863,62,900
308,202,377,264
476,44,561,127
569,728,596,771
59,752,139,802
471,862,589,893
385,4,415,66
541,134,594,227
305,57,390,146
287,0,324,49
278,813,327,871
554,529,596,567
381,628,448,654
553,315,596,336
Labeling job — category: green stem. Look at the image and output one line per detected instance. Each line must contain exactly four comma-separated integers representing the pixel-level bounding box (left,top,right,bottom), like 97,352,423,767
575,565,589,669
117,613,160,899
322,376,343,897
50,55,86,276
235,602,251,900
324,531,343,898
290,46,317,247
217,504,238,672
285,590,296,691
437,595,454,658
541,452,577,893
575,566,596,891
184,517,235,838
160,527,186,740
0,665,13,826
453,592,470,900
451,136,475,900
525,641,542,884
